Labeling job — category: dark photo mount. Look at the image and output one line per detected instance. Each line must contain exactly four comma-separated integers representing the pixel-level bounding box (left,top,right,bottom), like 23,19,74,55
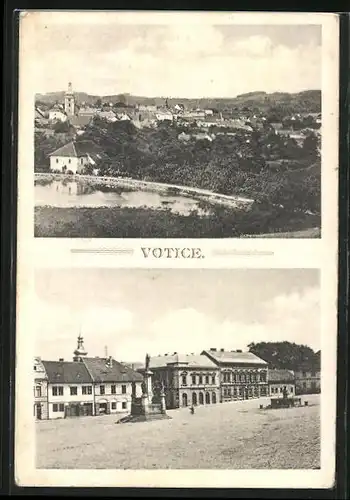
1,5,349,500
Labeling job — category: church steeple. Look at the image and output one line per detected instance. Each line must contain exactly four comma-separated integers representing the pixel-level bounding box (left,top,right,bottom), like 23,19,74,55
73,335,88,362
64,81,75,116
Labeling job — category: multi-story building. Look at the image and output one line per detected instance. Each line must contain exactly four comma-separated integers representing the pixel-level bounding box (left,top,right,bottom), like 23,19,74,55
41,357,94,419
36,336,143,419
149,353,220,409
33,357,48,420
83,355,143,415
201,348,269,402
295,351,321,395
268,369,296,397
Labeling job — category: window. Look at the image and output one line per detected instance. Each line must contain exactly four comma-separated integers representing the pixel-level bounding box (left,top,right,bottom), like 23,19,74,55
211,375,215,385
121,385,127,394
290,386,294,393
56,159,59,163
52,386,63,396
122,402,127,409
260,372,267,382
205,375,209,384
191,374,196,385
70,386,78,396
100,385,105,395
181,375,187,386
111,385,116,394
198,375,203,385
53,404,58,412
303,382,307,388
111,402,117,410
81,158,84,164
68,159,71,164
34,386,42,398
82,386,92,395
59,403,64,412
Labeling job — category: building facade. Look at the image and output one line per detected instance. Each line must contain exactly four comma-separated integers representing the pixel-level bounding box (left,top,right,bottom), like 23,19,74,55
201,349,269,402
295,368,321,394
36,337,143,419
49,140,101,174
33,357,49,420
149,354,220,409
295,352,321,395
268,369,296,397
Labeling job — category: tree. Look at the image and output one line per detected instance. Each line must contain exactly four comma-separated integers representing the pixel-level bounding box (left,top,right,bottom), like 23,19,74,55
247,341,318,371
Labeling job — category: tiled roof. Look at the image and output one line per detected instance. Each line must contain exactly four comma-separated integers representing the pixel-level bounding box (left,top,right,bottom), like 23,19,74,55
268,369,295,383
49,140,100,158
42,360,92,384
202,349,267,366
83,357,143,383
150,353,218,369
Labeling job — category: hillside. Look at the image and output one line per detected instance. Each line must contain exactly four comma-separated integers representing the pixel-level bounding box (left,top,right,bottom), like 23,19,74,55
35,90,321,112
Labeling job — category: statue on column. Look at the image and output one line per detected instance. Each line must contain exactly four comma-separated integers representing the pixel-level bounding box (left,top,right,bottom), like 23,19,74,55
145,353,150,372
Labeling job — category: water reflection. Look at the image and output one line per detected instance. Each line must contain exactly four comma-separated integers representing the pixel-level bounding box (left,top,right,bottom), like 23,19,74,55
34,179,212,216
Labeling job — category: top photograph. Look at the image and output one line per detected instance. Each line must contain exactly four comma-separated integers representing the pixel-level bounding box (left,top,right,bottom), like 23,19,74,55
27,13,323,238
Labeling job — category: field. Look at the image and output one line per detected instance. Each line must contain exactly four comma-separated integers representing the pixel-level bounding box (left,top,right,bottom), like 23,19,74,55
36,395,320,469
34,206,321,238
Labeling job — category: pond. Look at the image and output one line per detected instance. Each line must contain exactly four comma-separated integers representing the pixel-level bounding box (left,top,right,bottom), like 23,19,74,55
34,179,213,216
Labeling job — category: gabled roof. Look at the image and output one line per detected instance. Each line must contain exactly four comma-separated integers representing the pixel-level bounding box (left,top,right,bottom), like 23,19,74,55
150,353,218,369
202,349,267,366
83,357,143,383
268,369,295,383
49,140,100,158
42,360,92,384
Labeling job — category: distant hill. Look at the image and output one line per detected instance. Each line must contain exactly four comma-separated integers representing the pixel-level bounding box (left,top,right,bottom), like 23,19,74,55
35,89,321,113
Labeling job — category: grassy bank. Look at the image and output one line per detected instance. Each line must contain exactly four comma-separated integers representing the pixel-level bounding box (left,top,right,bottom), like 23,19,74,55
36,395,320,470
34,205,321,238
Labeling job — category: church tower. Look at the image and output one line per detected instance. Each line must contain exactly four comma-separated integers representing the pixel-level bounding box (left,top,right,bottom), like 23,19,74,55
64,82,75,116
73,335,88,362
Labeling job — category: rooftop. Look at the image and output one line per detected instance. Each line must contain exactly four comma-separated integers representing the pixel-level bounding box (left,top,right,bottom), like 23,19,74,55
41,360,92,384
150,353,218,369
49,140,100,158
83,357,143,383
201,349,268,366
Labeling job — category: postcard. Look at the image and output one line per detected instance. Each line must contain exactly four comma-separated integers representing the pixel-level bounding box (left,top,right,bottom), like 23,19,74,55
15,10,339,490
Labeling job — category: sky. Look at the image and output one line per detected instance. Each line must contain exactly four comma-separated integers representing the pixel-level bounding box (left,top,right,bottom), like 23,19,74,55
23,12,322,98
34,268,320,362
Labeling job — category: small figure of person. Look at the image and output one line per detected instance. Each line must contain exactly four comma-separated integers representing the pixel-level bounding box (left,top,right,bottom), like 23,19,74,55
190,405,195,415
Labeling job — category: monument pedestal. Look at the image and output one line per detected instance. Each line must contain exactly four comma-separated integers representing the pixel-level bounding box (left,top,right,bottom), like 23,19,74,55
116,366,171,424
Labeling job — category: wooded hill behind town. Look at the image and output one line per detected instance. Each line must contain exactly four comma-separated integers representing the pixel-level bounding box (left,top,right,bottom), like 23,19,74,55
36,89,321,114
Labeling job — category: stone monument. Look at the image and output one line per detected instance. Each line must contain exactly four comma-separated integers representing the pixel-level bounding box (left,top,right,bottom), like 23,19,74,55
117,353,171,424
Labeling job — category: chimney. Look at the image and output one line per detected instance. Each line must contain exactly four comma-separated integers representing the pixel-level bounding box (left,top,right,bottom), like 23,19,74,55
220,348,225,352
210,348,217,351
164,353,168,356
59,358,64,362
236,349,242,353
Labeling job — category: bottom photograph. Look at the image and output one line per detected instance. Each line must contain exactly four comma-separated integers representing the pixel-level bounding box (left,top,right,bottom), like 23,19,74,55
33,267,321,470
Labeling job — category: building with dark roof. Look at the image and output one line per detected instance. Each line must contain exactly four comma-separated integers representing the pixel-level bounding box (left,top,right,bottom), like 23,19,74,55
41,357,94,419
201,348,269,402
49,140,102,174
148,353,220,409
35,337,143,419
83,356,143,415
268,369,296,398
